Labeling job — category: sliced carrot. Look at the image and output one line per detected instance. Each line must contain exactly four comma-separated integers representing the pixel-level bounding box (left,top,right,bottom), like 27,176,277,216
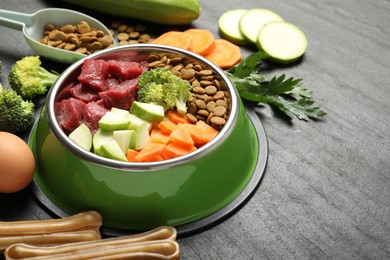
190,120,220,147
164,142,197,158
158,120,178,134
204,39,242,69
150,128,171,144
143,154,165,162
152,31,191,50
126,149,140,162
169,125,194,147
166,109,191,124
135,142,166,162
185,28,216,56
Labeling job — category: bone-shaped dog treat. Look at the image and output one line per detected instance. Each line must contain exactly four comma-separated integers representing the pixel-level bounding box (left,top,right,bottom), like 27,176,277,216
6,240,180,260
0,229,101,253
0,211,102,252
0,211,102,236
5,226,179,260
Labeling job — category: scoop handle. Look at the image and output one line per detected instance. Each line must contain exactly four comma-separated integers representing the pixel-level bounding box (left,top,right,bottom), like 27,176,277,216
0,9,31,31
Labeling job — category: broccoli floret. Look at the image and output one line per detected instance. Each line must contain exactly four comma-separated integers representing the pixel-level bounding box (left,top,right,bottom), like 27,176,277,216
0,83,35,134
164,79,193,115
138,67,176,88
137,67,193,114
137,82,170,109
8,56,58,99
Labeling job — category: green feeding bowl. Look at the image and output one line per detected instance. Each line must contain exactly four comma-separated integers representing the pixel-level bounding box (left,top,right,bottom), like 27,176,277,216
29,44,268,236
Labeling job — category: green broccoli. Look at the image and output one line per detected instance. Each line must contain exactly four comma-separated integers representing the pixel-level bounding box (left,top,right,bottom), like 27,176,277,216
8,56,59,99
137,67,193,114
0,83,35,134
137,82,169,109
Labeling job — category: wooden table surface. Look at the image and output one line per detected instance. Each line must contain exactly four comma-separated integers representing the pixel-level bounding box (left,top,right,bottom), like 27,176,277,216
1,0,389,259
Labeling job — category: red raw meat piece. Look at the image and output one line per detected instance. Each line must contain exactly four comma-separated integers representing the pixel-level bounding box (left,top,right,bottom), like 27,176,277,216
78,59,109,91
107,60,144,80
83,102,108,134
99,78,138,110
70,83,100,103
55,98,87,134
105,78,120,89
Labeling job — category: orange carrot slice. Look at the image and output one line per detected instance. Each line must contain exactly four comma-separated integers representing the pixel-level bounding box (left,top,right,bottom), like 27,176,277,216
150,128,171,144
166,109,191,124
204,39,242,69
164,142,197,158
190,120,219,147
152,31,191,50
143,154,165,162
158,120,178,134
126,149,140,162
185,28,216,56
135,142,166,162
169,125,194,147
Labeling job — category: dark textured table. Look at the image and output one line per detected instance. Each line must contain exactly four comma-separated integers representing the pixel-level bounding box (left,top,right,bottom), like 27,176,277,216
1,0,389,259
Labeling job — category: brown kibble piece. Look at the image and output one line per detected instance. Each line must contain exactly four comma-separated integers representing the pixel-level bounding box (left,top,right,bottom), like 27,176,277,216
210,116,226,125
181,69,196,80
192,86,206,94
129,31,140,39
64,43,76,51
117,32,130,41
186,113,198,123
195,99,207,109
206,101,216,112
111,20,121,29
77,22,91,34
213,91,225,100
197,109,209,117
205,85,217,95
187,102,197,114
215,99,228,107
213,106,227,117
117,24,127,33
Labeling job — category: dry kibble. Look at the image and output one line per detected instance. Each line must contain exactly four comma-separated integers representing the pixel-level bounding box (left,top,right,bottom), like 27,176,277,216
126,26,135,33
197,109,209,117
213,106,227,117
187,102,197,114
200,80,212,86
215,99,227,107
192,86,206,94
77,22,91,34
117,24,127,33
206,101,216,112
117,32,130,41
204,85,217,95
186,113,198,123
64,43,76,51
210,116,226,125
60,24,75,34
111,20,121,29
40,20,113,55
119,40,129,46
213,91,225,100
195,99,207,109
181,69,196,80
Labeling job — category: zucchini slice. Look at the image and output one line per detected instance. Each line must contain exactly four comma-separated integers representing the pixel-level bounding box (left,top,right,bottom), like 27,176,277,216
239,8,284,44
257,21,308,63
218,9,249,45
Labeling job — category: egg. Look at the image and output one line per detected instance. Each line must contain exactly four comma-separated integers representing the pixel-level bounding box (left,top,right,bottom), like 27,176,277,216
0,132,35,193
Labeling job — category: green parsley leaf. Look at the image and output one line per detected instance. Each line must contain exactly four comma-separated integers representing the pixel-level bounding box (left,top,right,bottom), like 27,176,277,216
225,51,326,121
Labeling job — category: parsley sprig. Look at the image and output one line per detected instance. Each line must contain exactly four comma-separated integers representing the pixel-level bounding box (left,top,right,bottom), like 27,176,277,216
225,51,326,121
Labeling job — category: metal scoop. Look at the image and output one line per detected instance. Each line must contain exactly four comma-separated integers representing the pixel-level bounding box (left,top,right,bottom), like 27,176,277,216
0,8,117,63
